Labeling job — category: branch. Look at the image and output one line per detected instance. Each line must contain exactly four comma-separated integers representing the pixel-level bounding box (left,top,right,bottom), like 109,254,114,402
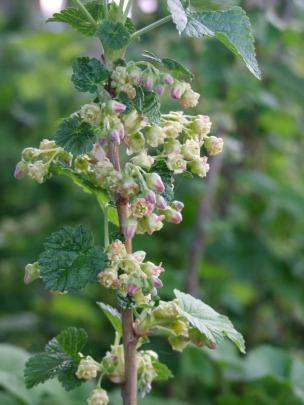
130,15,172,41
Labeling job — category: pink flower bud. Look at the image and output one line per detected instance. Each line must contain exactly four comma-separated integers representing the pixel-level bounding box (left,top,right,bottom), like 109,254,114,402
133,251,146,263
157,196,168,209
110,100,127,114
171,211,183,224
145,190,157,204
163,74,174,86
172,200,184,212
123,218,138,240
155,84,165,96
142,75,154,91
127,283,139,295
110,129,121,144
171,82,186,100
14,162,25,179
146,173,165,193
152,277,163,289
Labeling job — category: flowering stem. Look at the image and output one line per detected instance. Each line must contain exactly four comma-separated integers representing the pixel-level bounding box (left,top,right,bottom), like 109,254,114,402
130,15,172,41
72,0,97,27
108,142,138,405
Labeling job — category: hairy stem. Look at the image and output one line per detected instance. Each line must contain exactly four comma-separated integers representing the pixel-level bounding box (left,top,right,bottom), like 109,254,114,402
130,15,172,41
72,0,97,27
108,143,138,405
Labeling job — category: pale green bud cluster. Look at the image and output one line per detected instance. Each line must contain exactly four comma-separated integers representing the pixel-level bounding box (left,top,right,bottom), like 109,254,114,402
87,388,109,405
76,356,100,380
15,140,72,184
98,240,164,305
137,350,158,398
24,262,41,285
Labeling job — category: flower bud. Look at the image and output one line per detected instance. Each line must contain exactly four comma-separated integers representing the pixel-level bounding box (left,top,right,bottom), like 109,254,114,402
163,73,174,86
190,156,210,178
133,250,146,263
22,147,40,161
145,214,165,234
92,143,106,161
163,121,183,138
161,207,183,224
119,178,139,197
123,218,138,240
75,155,90,172
128,66,142,85
131,150,154,170
204,136,224,156
87,388,109,405
108,100,126,114
168,336,189,352
156,196,168,209
155,84,165,96
98,270,118,289
145,126,165,148
191,115,212,137
80,104,102,126
110,129,122,144
171,320,189,336
27,161,48,184
181,139,200,160
152,277,163,289
171,200,184,212
128,132,145,154
145,173,165,193
14,161,27,179
123,111,146,134
153,300,180,320
107,240,127,261
123,83,137,99
167,153,187,174
145,190,157,205
24,262,40,285
163,139,181,154
142,73,154,91
171,82,187,99
131,198,154,219
180,86,200,108
76,356,100,380
127,283,140,295
120,254,141,273
141,261,164,277
39,139,56,150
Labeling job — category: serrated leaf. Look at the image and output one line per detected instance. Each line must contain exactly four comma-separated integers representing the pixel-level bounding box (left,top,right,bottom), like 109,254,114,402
162,58,193,81
174,290,246,354
55,116,96,156
25,328,87,390
167,0,188,33
72,57,109,93
142,91,161,124
47,1,104,36
184,7,261,79
97,21,130,50
152,360,174,381
97,302,122,336
39,225,106,292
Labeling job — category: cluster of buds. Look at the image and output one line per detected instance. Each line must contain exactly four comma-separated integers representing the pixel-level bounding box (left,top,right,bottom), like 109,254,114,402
100,344,159,398
98,240,164,305
14,139,72,184
134,299,216,352
87,388,109,405
110,61,200,108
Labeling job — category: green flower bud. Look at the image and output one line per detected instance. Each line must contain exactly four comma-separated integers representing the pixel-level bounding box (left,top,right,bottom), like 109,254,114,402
27,160,49,184
166,153,187,174
39,139,57,150
131,150,154,170
127,132,145,154
80,104,102,126
168,335,189,352
152,300,181,320
87,388,109,405
189,156,210,178
76,356,100,380
24,262,41,284
145,126,165,147
181,139,200,160
204,136,224,156
163,139,181,154
74,155,90,172
22,147,40,161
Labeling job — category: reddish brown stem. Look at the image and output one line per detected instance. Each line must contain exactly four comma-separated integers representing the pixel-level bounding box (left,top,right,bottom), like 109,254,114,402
108,143,138,405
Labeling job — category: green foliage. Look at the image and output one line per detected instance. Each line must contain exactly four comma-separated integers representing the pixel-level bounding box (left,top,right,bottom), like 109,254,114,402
97,21,131,50
167,0,188,34
97,302,122,336
161,58,193,81
152,360,174,382
55,116,96,155
184,7,261,79
24,328,88,390
142,91,161,124
39,225,106,292
174,290,246,353
47,1,104,36
71,57,109,93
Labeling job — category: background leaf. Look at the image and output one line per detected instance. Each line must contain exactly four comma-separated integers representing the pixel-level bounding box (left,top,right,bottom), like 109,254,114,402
97,21,130,50
97,302,122,336
71,57,109,93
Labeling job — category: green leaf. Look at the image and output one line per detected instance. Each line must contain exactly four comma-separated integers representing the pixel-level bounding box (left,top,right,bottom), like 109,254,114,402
167,0,188,33
39,225,106,292
97,21,130,50
162,58,193,81
184,7,261,79
142,91,161,124
174,290,246,354
97,302,122,336
47,1,104,36
25,327,87,390
152,360,174,381
55,116,96,156
72,57,109,93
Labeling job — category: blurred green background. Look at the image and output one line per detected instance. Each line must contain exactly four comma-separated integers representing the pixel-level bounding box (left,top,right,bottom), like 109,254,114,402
1,0,304,404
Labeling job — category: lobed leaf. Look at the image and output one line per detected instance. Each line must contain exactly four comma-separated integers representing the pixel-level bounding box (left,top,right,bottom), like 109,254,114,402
152,360,174,381
184,7,261,79
72,57,109,93
39,225,106,292
47,1,104,36
24,327,87,390
167,0,188,33
55,116,96,156
162,58,193,81
174,290,246,353
142,91,161,124
97,21,131,50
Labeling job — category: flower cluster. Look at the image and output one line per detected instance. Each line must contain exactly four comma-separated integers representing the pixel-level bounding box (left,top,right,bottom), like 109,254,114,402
111,61,200,108
14,140,72,184
76,356,101,380
98,240,164,304
87,388,109,405
134,299,216,352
